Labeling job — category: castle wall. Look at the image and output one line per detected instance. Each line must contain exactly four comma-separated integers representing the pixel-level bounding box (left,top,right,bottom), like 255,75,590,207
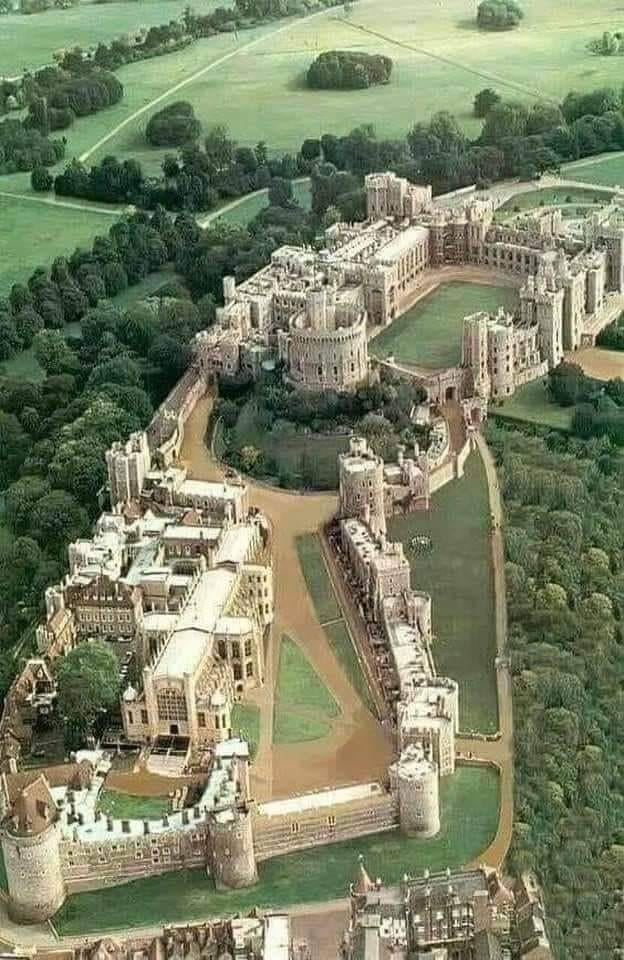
253,792,398,861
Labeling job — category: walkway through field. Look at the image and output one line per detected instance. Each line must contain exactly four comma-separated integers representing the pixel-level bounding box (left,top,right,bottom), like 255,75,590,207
178,395,394,802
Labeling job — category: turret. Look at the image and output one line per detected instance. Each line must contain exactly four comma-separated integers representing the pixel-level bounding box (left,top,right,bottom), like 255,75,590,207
209,806,257,890
393,744,440,839
1,776,66,922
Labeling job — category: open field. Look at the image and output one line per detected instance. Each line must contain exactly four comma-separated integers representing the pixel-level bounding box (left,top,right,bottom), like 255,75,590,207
75,0,624,166
493,376,573,431
231,703,261,759
53,764,499,934
371,282,517,369
96,788,170,821
388,453,498,734
562,152,624,188
497,185,612,217
0,193,117,296
273,635,339,745
296,533,375,712
569,346,624,381
0,0,220,77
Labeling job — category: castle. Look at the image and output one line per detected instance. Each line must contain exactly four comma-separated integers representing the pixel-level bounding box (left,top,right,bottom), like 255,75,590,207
196,171,624,408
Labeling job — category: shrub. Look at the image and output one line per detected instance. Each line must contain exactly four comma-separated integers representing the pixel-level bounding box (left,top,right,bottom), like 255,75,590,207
477,0,523,31
145,101,201,146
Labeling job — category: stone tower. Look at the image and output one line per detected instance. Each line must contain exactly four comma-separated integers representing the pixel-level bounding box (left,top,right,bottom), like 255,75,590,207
393,744,440,839
210,807,257,890
520,272,564,368
1,776,66,923
338,436,386,536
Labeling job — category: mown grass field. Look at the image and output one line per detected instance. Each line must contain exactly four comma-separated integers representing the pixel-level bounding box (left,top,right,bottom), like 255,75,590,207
296,533,375,712
562,152,624,187
96,788,170,821
273,635,339,745
493,376,573,431
0,192,117,296
53,764,499,934
0,0,223,77
371,282,517,370
387,452,498,734
497,185,613,217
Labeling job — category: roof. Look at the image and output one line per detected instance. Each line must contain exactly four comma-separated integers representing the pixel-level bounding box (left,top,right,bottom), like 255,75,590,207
7,775,57,836
152,568,238,680
258,782,382,817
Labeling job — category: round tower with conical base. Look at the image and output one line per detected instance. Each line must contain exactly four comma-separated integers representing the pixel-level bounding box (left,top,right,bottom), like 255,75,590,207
210,807,257,890
1,776,66,923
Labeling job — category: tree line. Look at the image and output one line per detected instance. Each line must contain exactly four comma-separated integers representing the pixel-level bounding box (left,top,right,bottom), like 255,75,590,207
487,420,624,957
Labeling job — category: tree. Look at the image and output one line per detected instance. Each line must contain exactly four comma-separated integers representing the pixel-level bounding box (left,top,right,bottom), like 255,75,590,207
0,412,30,488
33,330,77,375
31,490,88,555
56,641,120,749
145,102,201,147
477,0,524,31
268,176,293,207
474,88,501,118
31,165,53,192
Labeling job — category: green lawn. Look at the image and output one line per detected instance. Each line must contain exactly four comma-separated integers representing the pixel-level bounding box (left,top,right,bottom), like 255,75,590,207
493,376,573,431
387,452,498,734
0,0,225,76
371,282,517,370
211,180,312,226
562,153,624,188
497,185,614,217
231,703,261,759
53,765,499,935
296,533,341,624
96,788,170,821
0,193,116,296
273,635,339,745
296,534,376,713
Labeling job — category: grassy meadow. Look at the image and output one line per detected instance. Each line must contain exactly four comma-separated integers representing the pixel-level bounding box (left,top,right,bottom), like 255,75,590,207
272,635,339,745
371,281,517,369
388,452,498,733
562,152,624,188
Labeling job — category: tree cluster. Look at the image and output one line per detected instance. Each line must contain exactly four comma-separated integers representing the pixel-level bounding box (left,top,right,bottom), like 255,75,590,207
588,30,624,57
596,310,624,351
548,361,624,445
0,117,64,174
477,0,523,31
216,368,426,488
487,421,624,957
306,51,393,90
145,101,201,147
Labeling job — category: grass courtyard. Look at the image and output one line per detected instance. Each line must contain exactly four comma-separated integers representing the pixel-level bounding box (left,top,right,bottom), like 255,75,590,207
296,533,376,712
96,789,170,821
53,764,499,935
497,185,614,218
387,452,498,734
272,635,339,745
371,282,517,370
493,376,573,431
231,703,261,759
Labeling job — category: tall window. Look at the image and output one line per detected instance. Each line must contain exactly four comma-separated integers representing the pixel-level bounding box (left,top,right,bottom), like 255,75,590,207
156,688,188,722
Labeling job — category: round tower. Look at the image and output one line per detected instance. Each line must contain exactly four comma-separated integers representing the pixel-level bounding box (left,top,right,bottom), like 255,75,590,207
210,808,257,890
395,745,440,839
338,436,386,536
1,777,66,923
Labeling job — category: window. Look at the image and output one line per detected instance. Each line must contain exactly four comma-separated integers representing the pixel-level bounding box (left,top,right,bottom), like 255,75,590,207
232,642,240,659
127,710,134,725
244,640,252,657
246,662,254,678
233,663,242,681
215,715,220,730
198,712,206,727
291,822,299,834
141,709,148,725
156,689,188,723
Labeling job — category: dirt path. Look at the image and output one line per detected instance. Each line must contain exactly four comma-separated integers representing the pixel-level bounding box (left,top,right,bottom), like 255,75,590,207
0,189,121,216
179,396,394,801
566,346,624,381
